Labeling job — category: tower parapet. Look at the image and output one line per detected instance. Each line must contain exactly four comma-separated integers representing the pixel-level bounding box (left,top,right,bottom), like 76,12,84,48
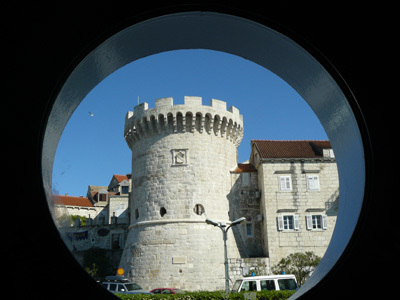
124,96,244,149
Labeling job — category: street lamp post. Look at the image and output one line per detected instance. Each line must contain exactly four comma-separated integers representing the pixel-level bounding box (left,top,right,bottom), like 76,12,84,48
206,217,246,293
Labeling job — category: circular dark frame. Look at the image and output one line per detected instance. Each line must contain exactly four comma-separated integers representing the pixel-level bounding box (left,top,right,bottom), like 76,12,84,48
36,9,375,300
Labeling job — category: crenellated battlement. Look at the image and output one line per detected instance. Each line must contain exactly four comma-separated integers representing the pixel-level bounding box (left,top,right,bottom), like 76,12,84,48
124,96,244,149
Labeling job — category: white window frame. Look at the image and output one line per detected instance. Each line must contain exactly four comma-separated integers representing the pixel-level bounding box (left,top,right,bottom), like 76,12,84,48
279,175,292,191
307,175,320,191
277,214,299,231
306,214,328,230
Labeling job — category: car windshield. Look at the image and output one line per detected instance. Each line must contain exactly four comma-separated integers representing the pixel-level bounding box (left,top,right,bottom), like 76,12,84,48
124,283,142,291
232,280,242,292
277,279,298,290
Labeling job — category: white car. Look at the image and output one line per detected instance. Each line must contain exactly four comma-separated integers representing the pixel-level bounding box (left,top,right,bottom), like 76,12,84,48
232,275,298,293
101,276,152,295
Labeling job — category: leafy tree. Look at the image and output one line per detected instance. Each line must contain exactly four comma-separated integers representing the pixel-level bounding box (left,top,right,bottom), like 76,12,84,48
71,215,87,226
271,252,321,286
82,247,112,281
85,262,98,277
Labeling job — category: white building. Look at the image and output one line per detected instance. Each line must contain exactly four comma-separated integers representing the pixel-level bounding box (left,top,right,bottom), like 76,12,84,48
53,174,131,251
239,140,338,269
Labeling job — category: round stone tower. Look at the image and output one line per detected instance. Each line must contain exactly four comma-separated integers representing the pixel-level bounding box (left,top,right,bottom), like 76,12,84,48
119,96,244,291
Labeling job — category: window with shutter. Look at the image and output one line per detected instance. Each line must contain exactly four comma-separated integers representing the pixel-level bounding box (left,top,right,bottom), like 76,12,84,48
278,215,300,231
279,176,292,191
306,214,328,230
283,215,293,230
312,215,322,229
307,175,320,191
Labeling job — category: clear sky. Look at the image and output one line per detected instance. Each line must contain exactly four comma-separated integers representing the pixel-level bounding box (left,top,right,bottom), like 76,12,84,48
52,49,328,197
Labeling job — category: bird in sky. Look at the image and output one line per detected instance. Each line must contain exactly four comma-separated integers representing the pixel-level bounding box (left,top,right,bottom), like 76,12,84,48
89,112,94,117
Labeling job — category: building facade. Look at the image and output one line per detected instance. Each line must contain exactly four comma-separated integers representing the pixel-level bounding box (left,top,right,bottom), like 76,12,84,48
53,174,131,252
51,97,338,290
233,140,339,270
119,97,339,291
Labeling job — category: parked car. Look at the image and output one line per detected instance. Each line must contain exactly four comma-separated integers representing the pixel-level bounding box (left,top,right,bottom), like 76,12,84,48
150,288,185,294
101,276,152,295
231,275,298,293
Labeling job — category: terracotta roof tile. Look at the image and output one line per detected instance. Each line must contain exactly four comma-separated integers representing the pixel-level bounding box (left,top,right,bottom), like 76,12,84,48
113,174,129,183
252,140,331,159
53,195,94,207
231,163,258,173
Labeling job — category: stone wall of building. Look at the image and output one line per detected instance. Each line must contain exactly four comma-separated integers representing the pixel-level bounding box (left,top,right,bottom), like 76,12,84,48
229,257,270,280
120,97,246,291
108,195,129,224
59,222,128,252
229,169,264,258
258,160,339,268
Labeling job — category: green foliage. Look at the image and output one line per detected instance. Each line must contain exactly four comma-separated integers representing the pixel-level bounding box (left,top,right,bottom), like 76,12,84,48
271,252,321,286
243,261,268,277
85,262,98,277
115,290,295,300
56,214,87,226
81,247,112,281
71,215,87,226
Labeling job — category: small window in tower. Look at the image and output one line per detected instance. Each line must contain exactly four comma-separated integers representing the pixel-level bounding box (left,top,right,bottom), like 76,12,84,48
194,204,205,215
246,222,253,237
160,207,167,217
135,209,139,219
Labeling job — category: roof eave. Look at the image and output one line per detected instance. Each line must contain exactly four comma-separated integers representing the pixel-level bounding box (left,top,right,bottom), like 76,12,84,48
259,157,336,162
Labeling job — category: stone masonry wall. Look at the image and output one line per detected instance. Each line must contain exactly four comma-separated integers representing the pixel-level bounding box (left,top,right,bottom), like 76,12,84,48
120,97,245,291
259,160,339,268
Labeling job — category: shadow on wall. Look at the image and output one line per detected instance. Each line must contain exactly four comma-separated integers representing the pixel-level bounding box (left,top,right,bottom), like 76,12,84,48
228,170,265,258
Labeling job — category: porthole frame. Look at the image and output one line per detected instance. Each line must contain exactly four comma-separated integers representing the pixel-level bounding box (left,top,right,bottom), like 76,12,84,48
41,11,369,299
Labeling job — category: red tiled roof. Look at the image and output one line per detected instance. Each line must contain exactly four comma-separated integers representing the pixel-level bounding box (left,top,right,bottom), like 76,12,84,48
53,195,94,207
252,140,331,159
113,174,128,183
231,163,258,173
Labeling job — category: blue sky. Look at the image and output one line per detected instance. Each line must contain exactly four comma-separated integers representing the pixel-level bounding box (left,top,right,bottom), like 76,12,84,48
52,49,327,196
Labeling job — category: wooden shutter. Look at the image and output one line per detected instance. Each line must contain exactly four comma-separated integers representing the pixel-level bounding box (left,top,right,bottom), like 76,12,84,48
277,215,284,231
294,215,299,230
322,215,328,229
279,176,286,190
306,215,312,230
